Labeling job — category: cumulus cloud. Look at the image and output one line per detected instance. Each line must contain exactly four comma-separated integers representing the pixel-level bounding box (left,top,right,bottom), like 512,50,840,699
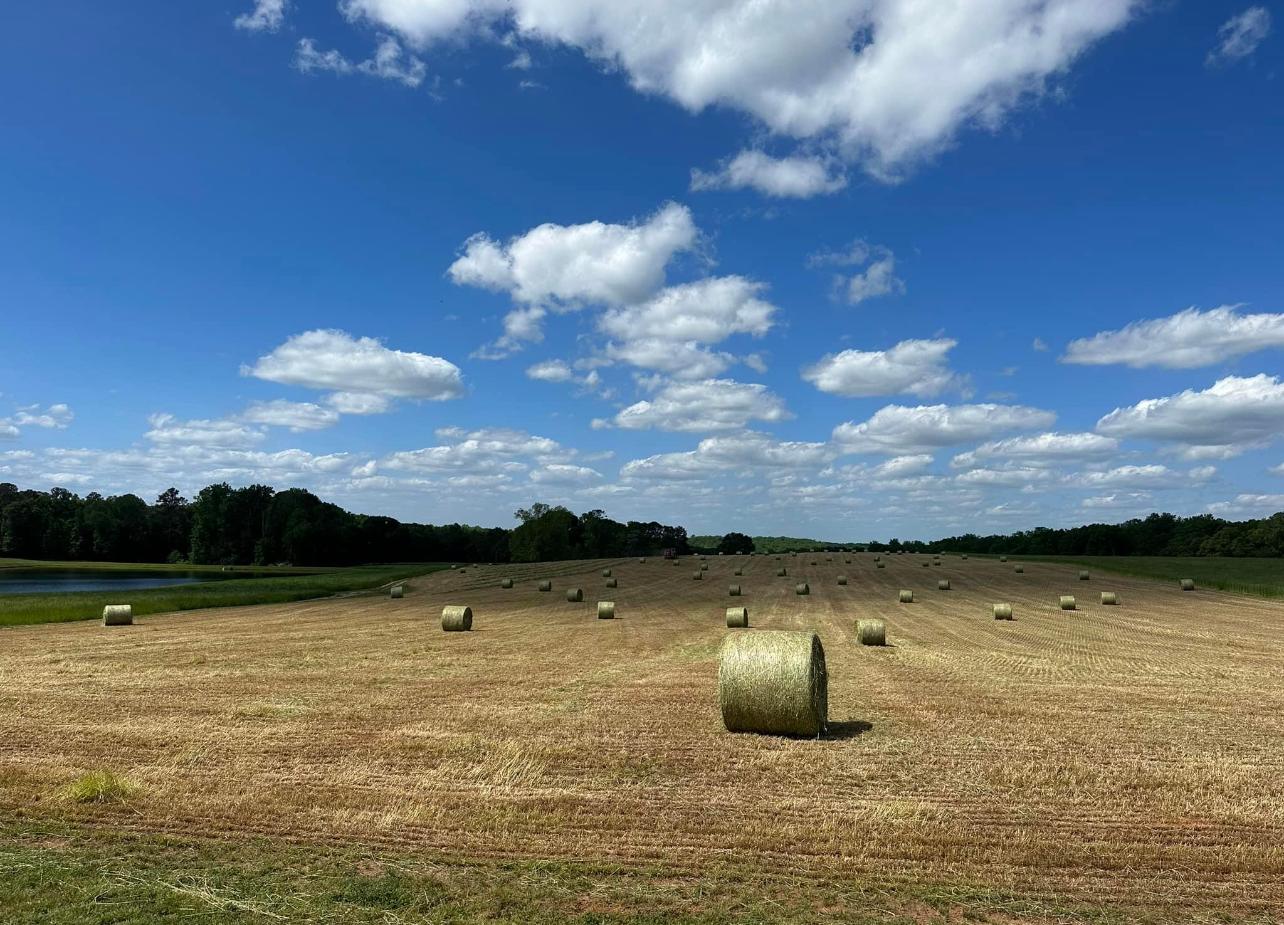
1062,306,1284,369
1069,465,1191,490
621,430,831,481
833,402,1055,455
1207,493,1284,517
145,414,266,448
803,338,964,397
235,0,287,31
295,36,427,88
873,454,934,477
244,329,464,410
525,359,576,382
1095,374,1284,459
381,427,565,474
2,403,75,435
241,400,340,432
690,150,847,198
951,431,1119,469
339,0,1139,176
609,378,790,432
1207,7,1272,66
808,239,904,304
529,463,602,484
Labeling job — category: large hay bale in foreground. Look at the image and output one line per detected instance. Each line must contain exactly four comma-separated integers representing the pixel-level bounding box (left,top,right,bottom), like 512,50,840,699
898,589,913,603
566,588,583,602
1180,579,1195,591
605,578,617,588
389,585,404,599
500,578,513,589
1079,571,1090,581
1101,591,1118,605
795,582,810,595
937,579,951,591
1060,595,1076,611
837,575,848,585
441,605,473,632
718,631,827,737
856,619,886,646
993,603,1013,620
538,580,552,592
726,606,749,628
102,605,133,626
597,601,615,620
729,584,742,596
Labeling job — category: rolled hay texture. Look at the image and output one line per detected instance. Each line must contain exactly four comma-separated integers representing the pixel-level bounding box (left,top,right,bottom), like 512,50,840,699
726,606,749,628
701,563,709,571
876,562,886,569
938,579,951,591
874,555,881,562
389,585,404,599
777,568,787,577
856,618,886,646
1181,579,1195,591
729,584,742,596
597,601,615,620
898,589,914,604
1101,591,1119,605
441,605,473,632
102,604,133,626
1000,555,1008,563
993,603,1014,620
500,578,513,589
605,578,617,588
837,575,848,585
718,630,827,737
1079,571,1090,581
602,568,612,578
538,580,552,592
1014,565,1024,574
734,567,743,576
693,571,703,581
566,588,583,602
1060,595,1076,611
795,582,810,596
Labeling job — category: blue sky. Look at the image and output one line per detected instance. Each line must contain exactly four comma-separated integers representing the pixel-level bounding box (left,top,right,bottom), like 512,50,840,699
1,1,1281,540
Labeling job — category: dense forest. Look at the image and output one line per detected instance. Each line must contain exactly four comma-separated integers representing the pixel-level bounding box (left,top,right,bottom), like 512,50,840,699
0,483,690,566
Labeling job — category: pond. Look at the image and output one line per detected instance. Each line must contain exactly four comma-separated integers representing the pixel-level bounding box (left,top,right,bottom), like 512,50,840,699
0,569,246,596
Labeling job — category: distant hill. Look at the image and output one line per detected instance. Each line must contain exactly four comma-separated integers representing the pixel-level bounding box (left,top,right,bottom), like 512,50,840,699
689,535,864,554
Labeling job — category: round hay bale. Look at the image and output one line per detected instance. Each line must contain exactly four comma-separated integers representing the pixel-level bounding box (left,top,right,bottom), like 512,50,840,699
605,578,617,588
1079,571,1090,581
734,567,743,576
1014,565,1024,574
638,558,647,564
601,568,612,578
837,575,848,586
389,585,404,599
876,562,885,569
776,567,787,577
729,584,742,596
441,605,473,632
1000,556,1008,563
102,604,133,626
1180,579,1195,592
693,571,703,580
856,619,886,646
993,603,1013,620
937,579,951,591
809,561,817,566
1101,591,1119,605
921,561,930,568
450,564,457,570
597,601,615,620
701,563,709,571
538,580,552,592
844,559,852,565
898,589,913,604
1059,595,1076,611
500,578,513,589
726,606,749,628
566,588,583,602
961,555,968,560
874,555,881,562
795,582,810,596
718,630,827,737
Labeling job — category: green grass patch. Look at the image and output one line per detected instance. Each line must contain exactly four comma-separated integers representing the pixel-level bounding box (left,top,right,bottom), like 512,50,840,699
61,771,136,805
0,563,447,628
995,555,1284,598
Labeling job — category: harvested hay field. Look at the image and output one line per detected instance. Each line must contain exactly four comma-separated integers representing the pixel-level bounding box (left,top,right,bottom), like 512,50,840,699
2,554,1283,923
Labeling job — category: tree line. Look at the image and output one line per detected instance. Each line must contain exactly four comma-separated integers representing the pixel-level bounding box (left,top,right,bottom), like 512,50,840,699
0,483,690,566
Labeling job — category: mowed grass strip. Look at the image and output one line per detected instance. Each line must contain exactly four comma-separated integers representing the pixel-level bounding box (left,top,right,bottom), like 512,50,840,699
0,563,447,627
1007,556,1284,598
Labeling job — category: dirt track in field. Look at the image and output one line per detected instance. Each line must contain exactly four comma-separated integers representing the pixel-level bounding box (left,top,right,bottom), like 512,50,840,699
2,554,1282,918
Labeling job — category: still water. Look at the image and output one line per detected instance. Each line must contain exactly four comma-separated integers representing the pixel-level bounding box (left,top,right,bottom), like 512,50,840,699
0,569,241,595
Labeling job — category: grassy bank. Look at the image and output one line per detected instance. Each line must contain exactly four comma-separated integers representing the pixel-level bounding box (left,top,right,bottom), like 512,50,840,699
0,563,445,628
990,555,1284,598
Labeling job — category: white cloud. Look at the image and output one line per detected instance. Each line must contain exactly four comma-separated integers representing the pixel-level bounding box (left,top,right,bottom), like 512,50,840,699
144,414,266,448
339,0,1139,176
834,402,1055,455
955,466,1056,487
1081,492,1153,510
1207,7,1272,66
951,432,1119,469
241,400,340,432
1096,374,1284,459
808,239,904,304
1207,494,1284,517
1032,337,1049,352
0,424,18,440
295,36,428,88
381,427,565,474
244,329,464,409
621,430,830,481
526,359,576,382
690,150,847,198
803,338,964,397
235,0,287,32
529,463,602,484
873,454,933,477
1062,306,1284,369
610,378,790,432
1070,465,1184,490
5,403,74,431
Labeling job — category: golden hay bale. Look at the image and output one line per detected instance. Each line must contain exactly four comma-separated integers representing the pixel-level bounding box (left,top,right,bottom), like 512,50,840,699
837,575,848,585
500,578,513,589
734,567,743,576
693,571,703,580
777,567,787,577
718,630,827,737
844,558,852,565
729,584,742,596
898,589,913,603
605,578,617,588
1079,571,1090,581
389,585,404,599
638,558,647,564
1101,591,1118,605
937,579,951,591
538,580,552,592
1060,595,1076,611
726,606,749,628
101,605,133,626
921,561,930,568
961,555,968,560
810,560,818,566
876,562,886,569
993,603,1013,620
441,605,473,632
566,588,583,602
597,601,615,620
874,555,881,562
1180,579,1195,591
1014,565,1024,573
856,618,886,646
1000,556,1008,563
795,582,810,595
602,568,612,578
